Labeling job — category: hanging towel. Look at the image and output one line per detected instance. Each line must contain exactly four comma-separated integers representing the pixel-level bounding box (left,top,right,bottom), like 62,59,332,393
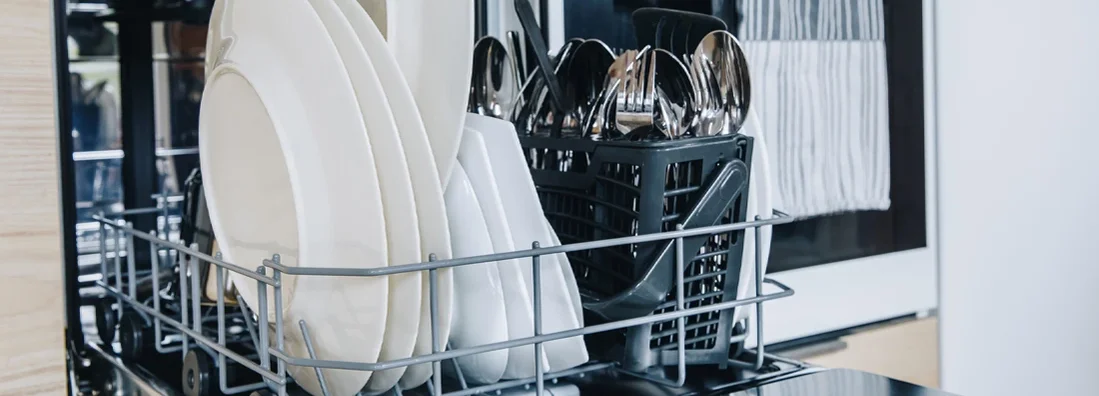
737,0,891,216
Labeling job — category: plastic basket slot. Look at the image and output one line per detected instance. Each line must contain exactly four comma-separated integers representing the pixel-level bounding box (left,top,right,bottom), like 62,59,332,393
656,332,721,351
592,173,643,194
662,185,703,198
650,317,725,339
654,290,726,311
691,249,731,263
544,211,629,238
539,188,638,219
573,257,638,285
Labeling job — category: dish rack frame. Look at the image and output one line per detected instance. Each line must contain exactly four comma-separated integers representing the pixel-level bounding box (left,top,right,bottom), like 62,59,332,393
91,199,799,396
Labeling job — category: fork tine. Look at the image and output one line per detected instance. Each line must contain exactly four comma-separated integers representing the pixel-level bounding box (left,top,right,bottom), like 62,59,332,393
625,51,637,112
641,51,650,110
629,51,643,113
691,55,706,110
633,51,641,112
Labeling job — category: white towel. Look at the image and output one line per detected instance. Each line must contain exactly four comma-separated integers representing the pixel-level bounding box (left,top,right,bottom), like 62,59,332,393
737,0,891,216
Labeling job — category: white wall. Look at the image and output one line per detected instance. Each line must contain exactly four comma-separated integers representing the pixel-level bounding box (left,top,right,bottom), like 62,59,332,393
936,1,1099,395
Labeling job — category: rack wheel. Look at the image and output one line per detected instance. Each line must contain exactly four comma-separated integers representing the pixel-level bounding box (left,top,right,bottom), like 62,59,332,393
94,299,117,344
118,312,152,361
183,349,222,396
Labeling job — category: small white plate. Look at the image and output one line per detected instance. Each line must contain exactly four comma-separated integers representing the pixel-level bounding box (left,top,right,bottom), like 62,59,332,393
464,114,589,371
306,0,423,392
200,0,389,393
457,127,546,379
444,164,510,384
334,0,456,389
378,0,475,186
541,218,583,322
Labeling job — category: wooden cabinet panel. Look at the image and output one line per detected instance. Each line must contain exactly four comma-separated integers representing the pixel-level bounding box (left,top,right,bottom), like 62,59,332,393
803,317,940,389
0,0,65,394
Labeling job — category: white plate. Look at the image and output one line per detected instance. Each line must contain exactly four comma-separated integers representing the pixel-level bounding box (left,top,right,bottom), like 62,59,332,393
457,127,546,379
464,114,589,371
200,0,388,393
444,164,510,384
356,0,394,39
333,0,456,389
379,0,474,186
541,218,583,322
307,0,423,392
734,110,774,323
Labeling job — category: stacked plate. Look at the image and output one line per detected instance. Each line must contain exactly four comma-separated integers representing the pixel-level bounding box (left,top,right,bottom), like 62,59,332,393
199,0,588,395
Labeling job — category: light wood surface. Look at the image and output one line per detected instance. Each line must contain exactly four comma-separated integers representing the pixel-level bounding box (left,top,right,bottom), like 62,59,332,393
0,0,66,394
803,317,940,389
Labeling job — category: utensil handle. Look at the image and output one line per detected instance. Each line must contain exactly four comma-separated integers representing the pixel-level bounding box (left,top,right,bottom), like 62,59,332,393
514,0,568,112
506,30,527,87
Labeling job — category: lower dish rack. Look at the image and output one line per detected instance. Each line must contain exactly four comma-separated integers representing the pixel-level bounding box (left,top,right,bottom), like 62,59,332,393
84,203,800,396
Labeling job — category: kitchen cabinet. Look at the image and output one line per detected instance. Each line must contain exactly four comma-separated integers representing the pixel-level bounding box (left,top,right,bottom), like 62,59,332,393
0,0,65,394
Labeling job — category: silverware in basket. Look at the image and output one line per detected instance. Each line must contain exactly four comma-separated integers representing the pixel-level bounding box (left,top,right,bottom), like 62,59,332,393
469,36,519,120
615,47,656,136
692,30,752,135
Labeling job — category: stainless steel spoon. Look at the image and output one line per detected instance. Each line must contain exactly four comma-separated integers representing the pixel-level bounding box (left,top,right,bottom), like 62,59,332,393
560,39,615,136
468,36,519,120
651,48,694,138
511,38,584,134
692,30,751,135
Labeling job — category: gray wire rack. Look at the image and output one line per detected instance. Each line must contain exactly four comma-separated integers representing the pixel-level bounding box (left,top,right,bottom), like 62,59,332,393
91,203,799,396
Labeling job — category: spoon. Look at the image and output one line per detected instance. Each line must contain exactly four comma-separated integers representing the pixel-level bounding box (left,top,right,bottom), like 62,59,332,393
514,38,584,135
692,30,751,135
560,39,615,136
651,48,694,138
468,36,519,120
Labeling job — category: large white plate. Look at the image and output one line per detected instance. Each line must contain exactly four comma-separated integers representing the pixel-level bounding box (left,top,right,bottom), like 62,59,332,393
377,0,474,186
734,110,774,323
457,127,546,379
333,0,456,388
200,0,388,393
464,114,589,371
356,0,394,39
444,164,510,384
306,0,423,392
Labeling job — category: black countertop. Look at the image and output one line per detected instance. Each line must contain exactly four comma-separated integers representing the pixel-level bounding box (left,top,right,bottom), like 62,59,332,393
725,368,957,396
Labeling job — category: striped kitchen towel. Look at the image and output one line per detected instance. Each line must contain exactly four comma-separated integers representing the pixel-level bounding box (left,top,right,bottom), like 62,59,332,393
737,0,891,216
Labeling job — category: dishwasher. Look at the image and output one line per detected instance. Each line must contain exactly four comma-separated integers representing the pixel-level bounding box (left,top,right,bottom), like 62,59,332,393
58,1,942,395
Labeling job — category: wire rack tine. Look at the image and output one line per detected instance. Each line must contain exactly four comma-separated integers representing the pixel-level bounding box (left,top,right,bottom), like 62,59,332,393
531,241,544,396
299,320,332,396
216,255,230,394
179,236,190,358
273,255,288,396
112,223,123,326
428,254,442,396
753,215,765,370
257,266,271,377
149,235,168,354
449,353,469,390
126,229,137,299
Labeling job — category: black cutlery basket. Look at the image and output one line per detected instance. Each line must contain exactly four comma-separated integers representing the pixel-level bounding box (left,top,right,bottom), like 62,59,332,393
519,133,754,371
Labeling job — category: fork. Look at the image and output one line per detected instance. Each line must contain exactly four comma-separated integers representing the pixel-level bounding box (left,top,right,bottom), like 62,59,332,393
690,54,726,136
616,47,657,136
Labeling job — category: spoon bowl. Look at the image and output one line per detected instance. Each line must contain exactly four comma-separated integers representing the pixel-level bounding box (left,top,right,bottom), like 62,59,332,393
469,37,519,120
692,30,751,135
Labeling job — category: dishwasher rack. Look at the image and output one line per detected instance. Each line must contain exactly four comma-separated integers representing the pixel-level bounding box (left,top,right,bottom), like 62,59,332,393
90,203,799,396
